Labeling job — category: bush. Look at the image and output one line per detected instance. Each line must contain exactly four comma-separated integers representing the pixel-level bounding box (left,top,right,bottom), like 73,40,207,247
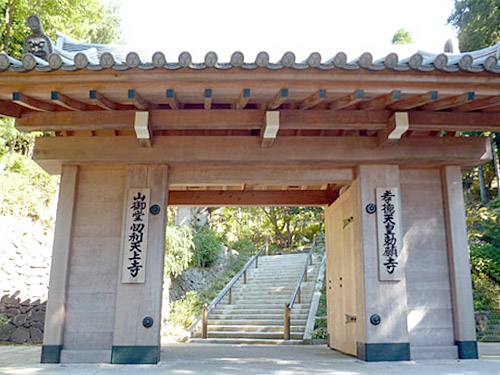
191,226,220,268
168,291,202,329
230,238,256,255
165,224,194,277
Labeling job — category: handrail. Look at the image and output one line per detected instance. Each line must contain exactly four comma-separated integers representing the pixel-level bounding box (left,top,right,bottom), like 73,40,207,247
201,242,266,339
284,235,316,340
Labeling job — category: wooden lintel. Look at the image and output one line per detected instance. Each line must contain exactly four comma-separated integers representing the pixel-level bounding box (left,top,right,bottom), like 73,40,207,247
359,90,402,110
16,109,500,133
328,90,364,110
268,88,288,110
419,92,474,111
166,89,180,109
128,89,151,111
204,89,212,110
13,92,57,112
378,112,409,146
452,94,500,111
325,185,340,206
233,88,250,109
89,90,118,111
261,111,280,148
134,111,151,147
33,136,491,176
390,91,438,110
299,89,326,110
0,99,24,118
168,190,330,206
51,91,88,111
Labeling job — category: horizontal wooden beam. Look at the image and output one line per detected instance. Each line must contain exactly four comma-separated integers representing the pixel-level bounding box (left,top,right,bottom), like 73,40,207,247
168,190,331,206
33,136,491,175
16,109,500,133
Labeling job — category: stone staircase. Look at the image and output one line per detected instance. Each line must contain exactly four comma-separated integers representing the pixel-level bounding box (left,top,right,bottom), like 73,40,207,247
191,252,322,344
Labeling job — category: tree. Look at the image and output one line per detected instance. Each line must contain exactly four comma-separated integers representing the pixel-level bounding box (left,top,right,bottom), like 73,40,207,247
448,0,500,52
0,0,122,58
391,28,413,45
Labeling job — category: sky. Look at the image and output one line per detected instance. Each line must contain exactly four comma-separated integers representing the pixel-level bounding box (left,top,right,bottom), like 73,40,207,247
119,0,457,63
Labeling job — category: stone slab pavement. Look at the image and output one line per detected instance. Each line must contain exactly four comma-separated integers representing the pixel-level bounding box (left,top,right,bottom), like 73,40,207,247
0,343,499,375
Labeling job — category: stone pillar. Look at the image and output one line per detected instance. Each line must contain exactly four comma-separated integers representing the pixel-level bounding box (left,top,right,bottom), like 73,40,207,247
441,165,478,359
112,165,169,364
355,165,410,361
41,165,78,363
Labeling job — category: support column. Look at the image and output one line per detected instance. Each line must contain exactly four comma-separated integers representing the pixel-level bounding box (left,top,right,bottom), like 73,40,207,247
112,165,169,364
355,165,410,361
441,165,478,359
41,165,78,363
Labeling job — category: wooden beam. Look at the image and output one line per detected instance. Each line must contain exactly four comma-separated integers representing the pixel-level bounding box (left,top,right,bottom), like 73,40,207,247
33,136,491,175
261,111,280,148
204,89,212,110
134,111,151,147
358,90,402,110
128,89,151,110
0,99,24,118
299,89,326,110
16,109,500,133
328,89,364,110
166,89,180,109
51,91,88,111
378,112,409,146
89,90,118,111
268,88,288,110
419,92,474,111
390,91,438,110
452,94,500,111
12,92,57,112
233,88,250,109
168,190,330,206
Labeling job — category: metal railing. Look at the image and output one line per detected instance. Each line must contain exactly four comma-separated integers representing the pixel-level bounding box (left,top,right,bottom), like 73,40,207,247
284,236,317,340
201,243,266,339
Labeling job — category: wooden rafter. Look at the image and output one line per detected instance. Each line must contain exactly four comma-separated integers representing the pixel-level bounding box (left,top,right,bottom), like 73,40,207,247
12,92,58,112
166,89,180,110
328,90,364,110
89,90,118,111
390,91,438,110
452,94,500,111
51,91,88,111
204,89,212,110
0,99,24,118
128,89,151,111
268,88,288,110
359,90,402,110
419,92,474,111
233,88,250,109
299,89,326,109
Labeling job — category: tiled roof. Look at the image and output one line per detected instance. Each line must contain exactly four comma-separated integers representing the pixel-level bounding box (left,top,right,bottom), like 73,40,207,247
2,31,500,74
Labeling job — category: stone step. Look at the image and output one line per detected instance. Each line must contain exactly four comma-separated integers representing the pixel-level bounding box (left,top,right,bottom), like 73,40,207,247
192,331,303,340
213,305,310,312
60,350,111,363
189,337,304,345
207,325,305,333
207,319,307,326
209,313,309,320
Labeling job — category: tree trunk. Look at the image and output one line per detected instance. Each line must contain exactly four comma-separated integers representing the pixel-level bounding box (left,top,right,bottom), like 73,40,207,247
478,165,489,204
492,134,500,202
3,0,14,55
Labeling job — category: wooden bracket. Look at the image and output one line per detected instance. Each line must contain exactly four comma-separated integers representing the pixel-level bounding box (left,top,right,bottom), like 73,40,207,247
51,91,88,111
233,88,250,109
128,89,151,110
166,89,180,110
134,111,152,147
378,112,409,146
268,89,288,110
13,92,57,112
261,111,280,147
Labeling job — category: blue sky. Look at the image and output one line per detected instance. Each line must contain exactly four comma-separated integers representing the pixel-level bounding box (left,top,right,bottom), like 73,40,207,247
119,0,457,62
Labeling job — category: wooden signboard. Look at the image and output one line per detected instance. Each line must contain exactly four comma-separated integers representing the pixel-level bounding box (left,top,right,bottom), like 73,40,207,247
121,188,150,283
376,187,403,281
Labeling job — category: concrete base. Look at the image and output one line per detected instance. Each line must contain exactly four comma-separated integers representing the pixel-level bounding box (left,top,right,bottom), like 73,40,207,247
356,342,411,361
40,345,62,363
111,345,160,364
457,341,479,359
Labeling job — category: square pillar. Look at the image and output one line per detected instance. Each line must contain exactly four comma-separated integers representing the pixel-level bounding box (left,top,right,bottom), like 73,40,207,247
441,165,478,359
112,165,169,364
41,165,78,363
355,165,410,361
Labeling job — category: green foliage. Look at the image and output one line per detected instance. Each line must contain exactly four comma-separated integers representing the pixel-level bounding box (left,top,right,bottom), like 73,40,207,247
466,198,500,310
391,28,413,45
1,0,122,58
230,237,256,255
448,0,500,52
0,315,9,326
164,224,194,277
168,291,201,330
191,226,221,268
